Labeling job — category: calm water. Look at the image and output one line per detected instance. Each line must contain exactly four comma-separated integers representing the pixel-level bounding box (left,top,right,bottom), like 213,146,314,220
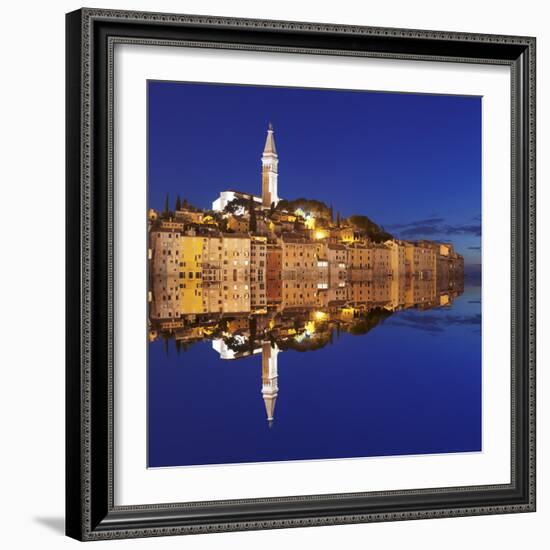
148,283,481,468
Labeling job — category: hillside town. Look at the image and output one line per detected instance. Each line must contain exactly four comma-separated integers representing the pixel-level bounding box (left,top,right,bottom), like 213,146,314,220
147,123,465,425
148,123,464,322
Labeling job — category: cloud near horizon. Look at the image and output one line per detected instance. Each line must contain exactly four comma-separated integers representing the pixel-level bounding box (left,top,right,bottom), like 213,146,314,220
387,217,481,239
388,312,481,335
388,217,445,229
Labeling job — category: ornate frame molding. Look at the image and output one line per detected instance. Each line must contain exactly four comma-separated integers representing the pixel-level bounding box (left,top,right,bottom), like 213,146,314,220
66,8,536,541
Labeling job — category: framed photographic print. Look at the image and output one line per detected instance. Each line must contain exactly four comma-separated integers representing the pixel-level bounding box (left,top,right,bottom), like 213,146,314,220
66,8,536,541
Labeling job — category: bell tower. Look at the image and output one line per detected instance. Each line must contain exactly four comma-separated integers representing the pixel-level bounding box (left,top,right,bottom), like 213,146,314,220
261,122,279,208
261,342,279,427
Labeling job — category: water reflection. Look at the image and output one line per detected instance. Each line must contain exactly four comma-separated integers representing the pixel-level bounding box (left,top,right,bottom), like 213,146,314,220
149,273,464,426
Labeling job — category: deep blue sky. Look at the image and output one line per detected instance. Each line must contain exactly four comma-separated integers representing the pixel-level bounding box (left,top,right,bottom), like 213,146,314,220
148,81,481,265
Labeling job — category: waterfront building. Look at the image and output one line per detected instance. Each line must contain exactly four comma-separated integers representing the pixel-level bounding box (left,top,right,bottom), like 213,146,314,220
405,241,437,278
281,279,318,308
220,233,251,313
405,276,437,308
150,229,180,278
266,243,282,305
347,243,371,281
201,235,223,313
281,235,318,280
347,280,371,305
370,244,392,277
386,240,407,278
149,229,182,320
177,235,206,315
315,241,329,292
250,236,267,310
389,273,408,309
369,276,392,305
327,243,347,286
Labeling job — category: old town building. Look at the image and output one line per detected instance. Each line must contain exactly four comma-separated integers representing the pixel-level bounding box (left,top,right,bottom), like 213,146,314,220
250,236,267,310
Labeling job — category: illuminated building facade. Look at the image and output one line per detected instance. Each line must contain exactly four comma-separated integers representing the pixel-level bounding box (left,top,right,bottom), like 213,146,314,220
148,122,467,427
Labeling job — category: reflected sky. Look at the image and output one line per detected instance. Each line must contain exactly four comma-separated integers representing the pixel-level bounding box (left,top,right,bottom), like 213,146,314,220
148,283,481,467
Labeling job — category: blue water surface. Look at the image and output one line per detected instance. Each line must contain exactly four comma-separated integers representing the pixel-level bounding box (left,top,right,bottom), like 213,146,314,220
148,284,481,467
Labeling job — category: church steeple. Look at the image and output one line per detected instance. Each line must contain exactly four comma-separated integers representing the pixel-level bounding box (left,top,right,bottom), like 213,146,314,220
261,342,278,427
261,123,279,208
263,122,277,155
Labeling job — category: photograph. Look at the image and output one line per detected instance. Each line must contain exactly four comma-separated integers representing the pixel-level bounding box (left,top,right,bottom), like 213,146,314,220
146,81,480,469
62,4,536,542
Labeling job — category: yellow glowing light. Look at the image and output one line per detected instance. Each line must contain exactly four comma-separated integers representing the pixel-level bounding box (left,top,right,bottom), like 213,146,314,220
314,230,328,240
304,216,315,230
314,311,328,322
340,307,355,319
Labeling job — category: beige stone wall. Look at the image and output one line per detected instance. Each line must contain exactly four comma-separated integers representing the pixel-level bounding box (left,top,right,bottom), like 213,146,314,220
220,236,251,313
250,238,267,309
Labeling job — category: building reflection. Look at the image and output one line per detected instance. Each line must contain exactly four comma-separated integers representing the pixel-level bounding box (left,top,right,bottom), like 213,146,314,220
148,273,464,426
147,123,465,426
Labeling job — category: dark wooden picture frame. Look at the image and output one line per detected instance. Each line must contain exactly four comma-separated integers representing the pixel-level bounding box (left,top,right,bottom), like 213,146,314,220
66,8,536,541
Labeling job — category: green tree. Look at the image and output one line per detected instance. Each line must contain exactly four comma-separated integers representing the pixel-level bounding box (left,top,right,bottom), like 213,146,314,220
175,195,182,211
275,199,290,212
164,193,170,215
224,197,249,215
348,215,393,242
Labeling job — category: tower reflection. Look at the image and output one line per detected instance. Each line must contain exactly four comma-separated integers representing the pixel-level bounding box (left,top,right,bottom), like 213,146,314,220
149,274,464,426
